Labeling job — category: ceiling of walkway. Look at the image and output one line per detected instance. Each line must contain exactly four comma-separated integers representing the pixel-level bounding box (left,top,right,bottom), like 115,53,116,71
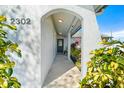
51,12,81,37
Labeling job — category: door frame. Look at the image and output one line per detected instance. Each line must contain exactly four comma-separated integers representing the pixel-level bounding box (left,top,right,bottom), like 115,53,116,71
57,39,64,53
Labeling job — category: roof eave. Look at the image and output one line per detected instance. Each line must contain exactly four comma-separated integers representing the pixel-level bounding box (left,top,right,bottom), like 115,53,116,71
95,5,108,15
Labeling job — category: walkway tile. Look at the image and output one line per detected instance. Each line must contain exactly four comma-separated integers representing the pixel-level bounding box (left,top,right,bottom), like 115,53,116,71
43,54,81,88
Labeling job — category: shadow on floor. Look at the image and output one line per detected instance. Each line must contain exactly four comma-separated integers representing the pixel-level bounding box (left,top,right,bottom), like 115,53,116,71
43,54,74,87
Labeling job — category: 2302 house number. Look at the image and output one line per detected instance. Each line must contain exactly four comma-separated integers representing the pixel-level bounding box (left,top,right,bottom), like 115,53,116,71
10,18,31,25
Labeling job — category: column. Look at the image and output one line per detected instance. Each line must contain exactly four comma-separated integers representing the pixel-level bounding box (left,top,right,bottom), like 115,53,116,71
68,31,71,61
81,12,102,78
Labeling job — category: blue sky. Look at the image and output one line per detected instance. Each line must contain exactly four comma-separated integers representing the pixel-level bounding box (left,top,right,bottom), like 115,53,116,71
96,5,124,41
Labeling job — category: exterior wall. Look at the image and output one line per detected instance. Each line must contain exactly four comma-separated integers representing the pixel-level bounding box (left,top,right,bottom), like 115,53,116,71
0,6,42,87
77,5,95,12
81,10,102,77
41,16,57,87
64,37,68,51
0,5,101,87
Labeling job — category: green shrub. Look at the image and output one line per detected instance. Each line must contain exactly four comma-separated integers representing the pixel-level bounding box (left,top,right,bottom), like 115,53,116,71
80,40,124,88
71,44,81,70
0,16,21,88
71,48,81,58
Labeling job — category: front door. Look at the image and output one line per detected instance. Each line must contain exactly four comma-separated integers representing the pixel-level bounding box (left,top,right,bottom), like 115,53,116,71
57,39,64,53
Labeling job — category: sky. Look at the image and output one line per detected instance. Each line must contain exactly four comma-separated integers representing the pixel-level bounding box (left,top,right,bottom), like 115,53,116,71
96,5,124,41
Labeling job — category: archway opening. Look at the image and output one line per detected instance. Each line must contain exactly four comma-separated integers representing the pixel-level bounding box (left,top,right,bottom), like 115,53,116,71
41,8,83,87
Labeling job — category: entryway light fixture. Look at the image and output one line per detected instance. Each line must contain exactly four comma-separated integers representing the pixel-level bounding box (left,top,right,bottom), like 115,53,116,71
58,19,63,23
59,32,62,35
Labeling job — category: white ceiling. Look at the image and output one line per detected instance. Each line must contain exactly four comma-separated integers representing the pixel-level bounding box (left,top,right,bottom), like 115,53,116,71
51,12,81,37
50,6,106,37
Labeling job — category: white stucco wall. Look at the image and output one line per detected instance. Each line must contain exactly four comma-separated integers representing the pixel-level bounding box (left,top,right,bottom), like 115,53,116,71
0,5,102,87
41,16,57,87
0,6,43,87
64,37,68,51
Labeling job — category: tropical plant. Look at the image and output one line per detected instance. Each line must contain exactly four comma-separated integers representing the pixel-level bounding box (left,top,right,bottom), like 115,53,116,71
71,48,81,59
80,39,124,88
0,16,21,88
71,43,81,70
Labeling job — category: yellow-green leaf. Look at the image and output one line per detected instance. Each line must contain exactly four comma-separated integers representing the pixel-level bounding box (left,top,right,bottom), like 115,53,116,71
0,16,6,22
8,25,17,30
0,77,4,85
110,62,118,70
94,75,99,81
102,75,108,81
2,80,8,88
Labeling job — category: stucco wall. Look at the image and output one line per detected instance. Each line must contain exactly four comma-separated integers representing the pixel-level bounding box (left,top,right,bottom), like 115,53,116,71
64,37,68,51
0,5,43,87
0,5,101,87
41,16,57,87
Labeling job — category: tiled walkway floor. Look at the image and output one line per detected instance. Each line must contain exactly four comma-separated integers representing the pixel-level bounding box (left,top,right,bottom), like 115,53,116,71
43,54,81,88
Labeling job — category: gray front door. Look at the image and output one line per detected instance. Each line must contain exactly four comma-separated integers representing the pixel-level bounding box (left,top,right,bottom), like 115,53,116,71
57,39,64,53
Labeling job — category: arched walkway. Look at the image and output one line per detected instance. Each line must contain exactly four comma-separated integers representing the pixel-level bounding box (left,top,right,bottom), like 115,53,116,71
41,8,82,87
41,6,101,87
